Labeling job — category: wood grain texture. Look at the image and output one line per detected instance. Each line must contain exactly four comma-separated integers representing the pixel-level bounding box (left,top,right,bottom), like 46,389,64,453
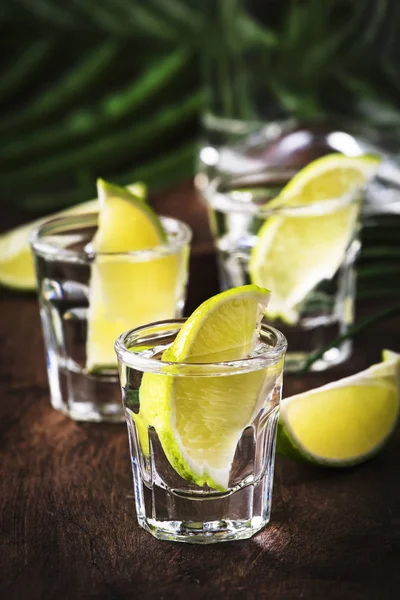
1,182,399,600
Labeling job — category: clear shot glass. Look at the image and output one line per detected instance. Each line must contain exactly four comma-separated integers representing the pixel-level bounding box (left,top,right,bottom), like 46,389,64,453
203,172,363,372
115,319,287,544
30,213,191,422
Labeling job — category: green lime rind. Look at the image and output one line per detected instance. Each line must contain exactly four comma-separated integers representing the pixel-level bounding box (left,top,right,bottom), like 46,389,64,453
276,419,307,463
96,178,165,242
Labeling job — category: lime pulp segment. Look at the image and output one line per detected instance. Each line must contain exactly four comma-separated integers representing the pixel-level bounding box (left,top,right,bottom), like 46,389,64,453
86,179,181,371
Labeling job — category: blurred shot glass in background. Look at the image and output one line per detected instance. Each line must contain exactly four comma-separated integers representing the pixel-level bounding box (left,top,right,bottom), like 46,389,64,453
202,169,364,372
30,212,191,422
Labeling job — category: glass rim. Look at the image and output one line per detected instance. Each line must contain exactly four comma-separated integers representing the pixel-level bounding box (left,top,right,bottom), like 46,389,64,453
30,212,192,262
203,172,364,217
115,319,287,376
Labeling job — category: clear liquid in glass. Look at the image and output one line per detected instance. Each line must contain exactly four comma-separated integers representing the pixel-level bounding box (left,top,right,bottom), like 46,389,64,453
119,328,284,544
204,173,360,371
34,224,123,421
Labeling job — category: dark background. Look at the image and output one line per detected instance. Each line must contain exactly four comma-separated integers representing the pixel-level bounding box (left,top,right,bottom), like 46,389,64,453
1,3,400,598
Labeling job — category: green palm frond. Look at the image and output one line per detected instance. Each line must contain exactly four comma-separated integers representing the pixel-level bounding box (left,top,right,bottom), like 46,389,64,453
0,48,191,162
1,0,400,211
0,41,120,135
0,39,54,104
15,0,76,27
2,91,203,192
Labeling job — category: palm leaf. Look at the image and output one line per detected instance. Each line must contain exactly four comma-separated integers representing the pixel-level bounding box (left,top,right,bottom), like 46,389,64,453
2,92,203,191
0,47,191,161
0,41,120,134
0,38,54,105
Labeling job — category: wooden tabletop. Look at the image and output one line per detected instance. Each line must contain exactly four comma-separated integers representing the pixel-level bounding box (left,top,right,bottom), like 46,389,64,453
1,183,399,600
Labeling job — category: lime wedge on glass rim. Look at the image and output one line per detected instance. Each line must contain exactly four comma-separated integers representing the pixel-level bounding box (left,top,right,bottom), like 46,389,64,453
86,179,182,372
277,350,400,466
0,183,145,291
249,154,381,324
138,285,275,491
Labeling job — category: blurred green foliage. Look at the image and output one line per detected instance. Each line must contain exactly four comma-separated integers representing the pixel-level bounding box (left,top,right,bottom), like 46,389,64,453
0,0,400,211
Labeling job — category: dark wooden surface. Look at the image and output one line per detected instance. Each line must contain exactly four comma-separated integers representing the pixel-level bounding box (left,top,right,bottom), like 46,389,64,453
1,183,400,600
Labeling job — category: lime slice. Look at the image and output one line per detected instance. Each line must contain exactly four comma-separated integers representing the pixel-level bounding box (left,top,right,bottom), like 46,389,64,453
138,285,273,491
277,354,400,466
86,179,182,371
0,183,145,291
249,154,380,324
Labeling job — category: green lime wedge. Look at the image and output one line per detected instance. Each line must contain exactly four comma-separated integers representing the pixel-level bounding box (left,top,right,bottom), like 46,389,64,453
382,349,400,363
277,353,400,466
249,154,381,324
86,179,181,372
138,285,273,491
0,182,145,291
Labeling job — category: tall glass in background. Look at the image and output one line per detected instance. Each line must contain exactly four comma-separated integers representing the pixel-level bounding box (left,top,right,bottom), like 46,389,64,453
115,319,287,544
30,213,191,422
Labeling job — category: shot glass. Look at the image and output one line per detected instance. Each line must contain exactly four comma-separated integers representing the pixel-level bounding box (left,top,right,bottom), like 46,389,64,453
202,172,363,372
115,319,287,544
30,213,191,422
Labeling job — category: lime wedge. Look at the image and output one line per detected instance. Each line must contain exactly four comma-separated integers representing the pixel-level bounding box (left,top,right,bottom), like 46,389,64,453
249,154,380,324
0,183,145,291
277,353,400,466
86,179,182,371
138,285,273,491
382,349,400,362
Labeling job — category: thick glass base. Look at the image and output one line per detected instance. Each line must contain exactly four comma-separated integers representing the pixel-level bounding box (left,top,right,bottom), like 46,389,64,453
138,516,268,544
65,401,124,423
131,422,278,544
47,351,124,422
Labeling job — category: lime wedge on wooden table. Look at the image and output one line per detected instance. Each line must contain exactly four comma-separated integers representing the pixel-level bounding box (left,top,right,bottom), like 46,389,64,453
0,182,145,291
86,179,182,372
138,285,274,491
249,154,381,324
277,352,400,466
